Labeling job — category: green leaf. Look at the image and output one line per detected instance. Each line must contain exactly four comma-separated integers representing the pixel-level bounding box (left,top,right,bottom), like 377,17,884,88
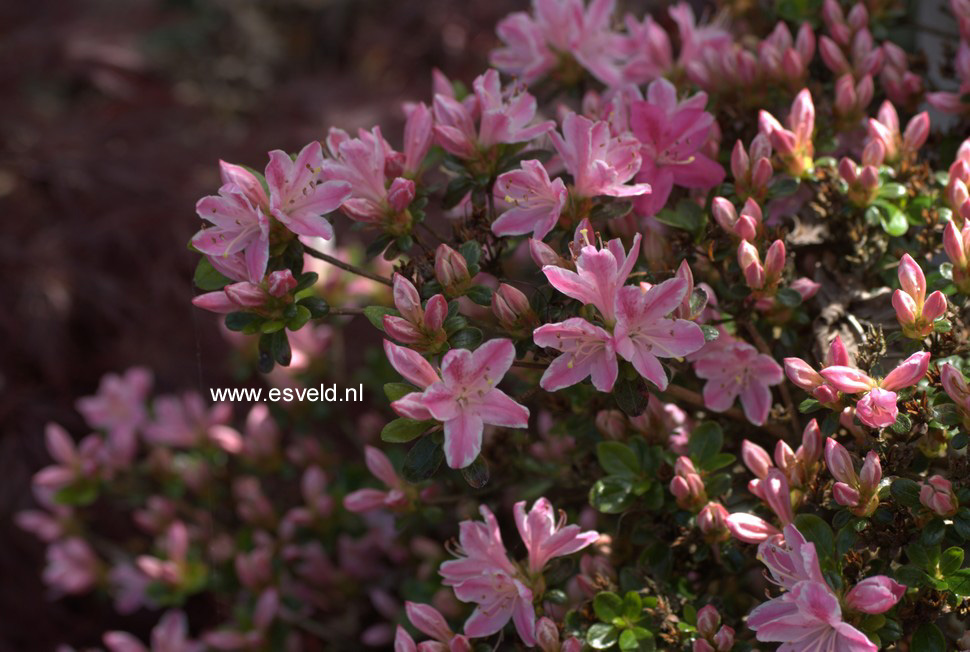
363,305,397,331
293,271,319,293
911,623,946,652
769,176,800,197
688,421,723,464
776,287,803,307
921,518,946,546
890,478,922,509
906,542,931,569
53,481,99,507
941,546,965,576
889,412,912,434
380,418,433,443
878,183,907,199
460,455,489,488
597,442,641,476
225,312,260,332
593,591,624,622
587,623,619,649
464,285,493,306
286,305,312,331
443,176,474,209
298,296,330,318
615,377,648,416
402,436,444,483
193,257,234,291
878,203,908,236
794,513,835,560
654,199,704,234
591,199,634,221
698,452,735,473
622,591,643,621
589,476,635,513
383,382,417,402
458,240,481,267
836,524,859,558
952,432,968,450
450,327,483,349
948,568,970,596
933,318,952,333
270,330,291,366
954,508,970,540
799,397,822,413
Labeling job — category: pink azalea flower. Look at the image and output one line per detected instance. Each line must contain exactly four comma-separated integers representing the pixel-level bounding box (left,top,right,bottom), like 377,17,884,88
76,366,152,465
542,233,641,323
322,127,416,230
192,269,297,315
629,78,725,216
439,504,537,645
515,497,600,573
534,317,618,392
693,339,784,426
393,601,472,652
439,499,597,646
927,41,970,114
612,279,706,390
143,392,232,449
748,525,903,652
104,610,203,652
492,159,568,240
343,446,410,513
490,0,627,86
550,112,650,199
819,351,930,428
383,340,530,469
940,362,970,425
33,423,105,492
265,141,352,240
44,537,101,595
191,162,272,283
825,438,881,516
433,69,554,159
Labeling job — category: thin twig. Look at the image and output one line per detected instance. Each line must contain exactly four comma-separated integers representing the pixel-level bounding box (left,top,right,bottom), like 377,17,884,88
304,246,392,286
662,384,789,439
327,307,364,316
512,360,548,369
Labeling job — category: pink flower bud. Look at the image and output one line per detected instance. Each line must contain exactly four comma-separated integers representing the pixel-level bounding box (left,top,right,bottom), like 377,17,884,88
881,351,930,391
405,601,453,642
742,440,772,479
897,253,926,304
892,289,918,327
224,282,266,309
923,291,947,322
731,141,749,181
799,419,823,464
835,75,857,115
738,241,764,289
941,363,970,412
859,451,881,491
696,605,720,637
725,512,780,543
535,617,560,652
595,410,627,440
861,138,886,167
492,283,535,329
825,438,858,485
833,482,861,507
266,270,297,298
784,357,824,391
713,626,734,651
763,469,794,525
902,112,930,153
387,177,416,213
820,36,851,74
774,440,796,476
813,384,840,405
764,240,786,281
383,315,424,344
844,576,906,614
944,220,968,267
423,294,448,332
712,197,738,233
530,238,563,268
434,244,470,294
847,3,869,30
697,502,730,541
694,640,715,652
920,475,958,516
839,157,859,184
859,165,880,191
822,338,847,368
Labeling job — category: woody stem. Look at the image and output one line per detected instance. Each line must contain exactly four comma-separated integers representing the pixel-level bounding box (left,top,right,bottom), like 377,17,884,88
304,246,393,287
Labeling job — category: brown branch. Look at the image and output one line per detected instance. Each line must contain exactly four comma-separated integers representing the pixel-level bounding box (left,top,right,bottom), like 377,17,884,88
327,307,364,316
304,246,392,286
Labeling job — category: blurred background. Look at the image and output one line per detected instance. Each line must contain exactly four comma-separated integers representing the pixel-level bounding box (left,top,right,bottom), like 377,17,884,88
0,0,525,647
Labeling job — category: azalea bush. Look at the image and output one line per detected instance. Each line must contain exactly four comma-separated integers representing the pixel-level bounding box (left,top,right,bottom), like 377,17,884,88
21,0,970,650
